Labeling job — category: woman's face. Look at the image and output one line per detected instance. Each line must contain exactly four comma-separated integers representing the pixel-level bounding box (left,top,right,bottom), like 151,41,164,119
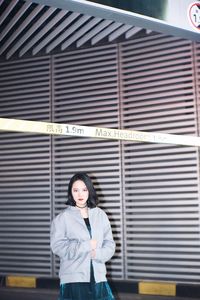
72,180,89,207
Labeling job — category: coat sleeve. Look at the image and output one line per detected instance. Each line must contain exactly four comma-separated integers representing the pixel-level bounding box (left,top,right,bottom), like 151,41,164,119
93,212,116,263
50,213,91,260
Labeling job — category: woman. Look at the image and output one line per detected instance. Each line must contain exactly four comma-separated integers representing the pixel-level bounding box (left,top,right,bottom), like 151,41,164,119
50,172,116,300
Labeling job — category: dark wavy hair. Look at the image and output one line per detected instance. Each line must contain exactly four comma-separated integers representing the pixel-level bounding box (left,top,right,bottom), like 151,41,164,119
66,172,98,208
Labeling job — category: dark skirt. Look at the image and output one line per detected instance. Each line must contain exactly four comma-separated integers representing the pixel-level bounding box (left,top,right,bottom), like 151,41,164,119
58,281,115,300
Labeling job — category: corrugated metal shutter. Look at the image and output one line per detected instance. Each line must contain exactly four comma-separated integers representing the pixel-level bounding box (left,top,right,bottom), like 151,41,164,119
0,57,52,276
195,42,200,134
0,35,199,283
52,44,124,279
120,34,200,282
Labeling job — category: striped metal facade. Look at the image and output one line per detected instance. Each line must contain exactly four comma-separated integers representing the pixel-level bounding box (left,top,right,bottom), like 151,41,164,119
51,44,123,279
120,35,200,282
0,56,52,276
0,33,200,283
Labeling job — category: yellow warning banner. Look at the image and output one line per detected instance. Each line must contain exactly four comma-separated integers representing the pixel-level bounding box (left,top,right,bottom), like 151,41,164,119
0,117,200,147
6,276,36,288
139,281,176,296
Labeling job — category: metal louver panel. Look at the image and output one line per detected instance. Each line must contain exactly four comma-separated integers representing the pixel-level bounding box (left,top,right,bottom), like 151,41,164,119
0,33,199,284
0,56,52,276
120,34,200,282
0,0,142,60
195,42,200,135
52,44,124,279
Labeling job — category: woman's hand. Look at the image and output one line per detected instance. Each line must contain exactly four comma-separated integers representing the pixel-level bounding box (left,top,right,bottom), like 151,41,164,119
90,239,97,258
90,239,97,250
91,249,96,258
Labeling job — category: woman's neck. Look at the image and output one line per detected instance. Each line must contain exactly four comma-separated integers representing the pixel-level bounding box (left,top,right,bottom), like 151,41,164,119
76,205,88,218
76,204,87,209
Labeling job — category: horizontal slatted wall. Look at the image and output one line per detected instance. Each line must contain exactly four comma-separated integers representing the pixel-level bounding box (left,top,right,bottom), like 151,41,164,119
0,57,52,276
52,44,123,279
120,34,200,282
195,42,200,135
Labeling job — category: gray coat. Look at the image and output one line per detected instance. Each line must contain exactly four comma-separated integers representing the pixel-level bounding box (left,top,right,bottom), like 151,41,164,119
50,206,115,284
